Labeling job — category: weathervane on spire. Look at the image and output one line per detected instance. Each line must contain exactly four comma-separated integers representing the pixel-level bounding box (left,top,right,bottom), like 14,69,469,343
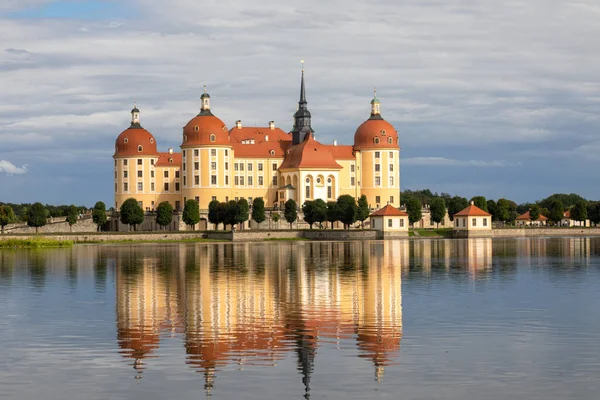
203,84,207,93
301,60,304,72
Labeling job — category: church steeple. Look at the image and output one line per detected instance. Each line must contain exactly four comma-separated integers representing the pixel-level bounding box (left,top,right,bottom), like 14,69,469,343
130,102,142,128
369,88,383,120
198,85,213,116
291,61,314,145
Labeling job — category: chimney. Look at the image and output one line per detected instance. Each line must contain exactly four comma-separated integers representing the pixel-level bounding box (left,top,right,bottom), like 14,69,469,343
269,121,275,130
265,135,269,142
168,148,173,154
236,120,242,129
333,140,337,146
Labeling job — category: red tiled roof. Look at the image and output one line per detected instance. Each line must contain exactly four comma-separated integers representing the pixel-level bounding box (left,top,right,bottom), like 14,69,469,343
279,133,342,170
114,127,158,157
155,152,182,167
229,126,291,143
370,204,408,217
324,144,355,160
453,204,492,217
563,210,571,219
354,118,399,150
516,211,548,221
231,141,291,158
181,114,229,147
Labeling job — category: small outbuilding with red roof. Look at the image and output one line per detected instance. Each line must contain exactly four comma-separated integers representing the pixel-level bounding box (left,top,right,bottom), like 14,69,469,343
369,204,409,237
453,201,492,235
516,210,548,226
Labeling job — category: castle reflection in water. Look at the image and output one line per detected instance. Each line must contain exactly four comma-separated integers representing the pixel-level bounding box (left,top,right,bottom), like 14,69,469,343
1,237,596,397
114,241,404,396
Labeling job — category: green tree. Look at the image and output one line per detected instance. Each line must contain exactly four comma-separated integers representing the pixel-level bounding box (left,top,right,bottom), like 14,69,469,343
470,196,488,212
92,201,107,232
548,199,564,225
271,212,280,227
225,200,240,229
251,197,266,225
120,198,144,231
0,205,16,234
539,193,587,210
155,201,173,230
237,198,250,228
208,200,220,230
216,202,228,230
356,195,370,229
27,202,48,233
588,202,600,227
284,199,297,229
487,200,498,221
405,198,422,227
313,199,327,228
302,201,318,229
529,204,541,222
326,201,338,229
66,205,78,232
570,201,588,226
182,199,200,230
496,198,511,223
336,195,358,229
447,196,468,221
429,197,446,228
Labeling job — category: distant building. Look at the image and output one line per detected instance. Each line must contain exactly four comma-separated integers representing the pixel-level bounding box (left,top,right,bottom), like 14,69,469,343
113,69,400,213
515,211,548,226
369,204,409,237
452,201,492,236
561,210,589,227
410,204,451,228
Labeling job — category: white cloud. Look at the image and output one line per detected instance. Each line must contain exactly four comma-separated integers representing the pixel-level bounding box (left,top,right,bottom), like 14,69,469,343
403,157,521,168
0,160,27,175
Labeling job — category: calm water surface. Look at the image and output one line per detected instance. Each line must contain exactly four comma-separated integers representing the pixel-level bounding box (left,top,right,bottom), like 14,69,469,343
1,238,600,399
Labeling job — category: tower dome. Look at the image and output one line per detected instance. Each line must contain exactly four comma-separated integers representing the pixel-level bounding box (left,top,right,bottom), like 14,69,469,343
181,86,229,147
353,91,399,150
114,104,158,157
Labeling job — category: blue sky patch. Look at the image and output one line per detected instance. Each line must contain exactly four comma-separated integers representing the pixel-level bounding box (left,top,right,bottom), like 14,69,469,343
7,0,130,20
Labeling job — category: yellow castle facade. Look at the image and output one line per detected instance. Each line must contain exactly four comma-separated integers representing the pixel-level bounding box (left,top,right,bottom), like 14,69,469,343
113,70,401,211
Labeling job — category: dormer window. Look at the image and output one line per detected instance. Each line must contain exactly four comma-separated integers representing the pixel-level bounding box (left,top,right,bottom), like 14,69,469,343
138,145,143,152
194,126,199,132
270,150,275,156
210,134,216,142
388,137,393,144
381,129,386,136
169,158,173,163
150,138,154,144
374,137,380,144
124,138,128,144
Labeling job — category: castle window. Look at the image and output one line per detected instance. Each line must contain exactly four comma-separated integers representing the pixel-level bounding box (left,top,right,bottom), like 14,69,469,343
124,171,128,178
270,150,275,156
184,135,187,142
164,183,169,191
225,162,229,170
211,162,216,170
375,177,381,186
169,158,173,163
375,151,380,159
137,159,142,165
272,176,278,186
234,163,239,171
381,129,386,136
389,164,394,172
194,162,199,171
235,176,239,185
123,159,128,166
225,176,229,185
388,137,393,144
306,178,310,183
350,164,355,172
137,182,143,192
316,177,321,184
390,177,394,186
258,163,263,171
248,163,252,171
210,134,216,142
124,183,128,192
194,176,199,185
375,164,380,172
164,170,169,178
248,176,253,186
124,138,128,144
211,149,216,156
151,159,154,165
240,176,245,185
137,171,142,178
211,175,217,185
351,177,355,186
194,126,199,132
151,182,155,191
272,163,277,171
194,149,199,157
376,196,380,204
389,151,394,158
374,137,380,144
258,176,263,186
150,138,154,144
388,219,392,227
175,171,179,178
225,149,228,157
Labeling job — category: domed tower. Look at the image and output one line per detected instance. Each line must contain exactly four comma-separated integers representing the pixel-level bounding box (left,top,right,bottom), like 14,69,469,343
113,104,158,211
353,91,400,209
180,87,232,209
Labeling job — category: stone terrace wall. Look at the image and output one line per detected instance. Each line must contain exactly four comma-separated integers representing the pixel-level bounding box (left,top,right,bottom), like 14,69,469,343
4,217,98,234
460,228,600,238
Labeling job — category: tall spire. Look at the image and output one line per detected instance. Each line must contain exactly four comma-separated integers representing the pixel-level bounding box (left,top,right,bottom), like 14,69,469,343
291,60,314,145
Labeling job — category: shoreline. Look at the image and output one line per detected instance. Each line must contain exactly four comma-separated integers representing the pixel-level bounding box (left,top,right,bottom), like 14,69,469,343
2,227,600,246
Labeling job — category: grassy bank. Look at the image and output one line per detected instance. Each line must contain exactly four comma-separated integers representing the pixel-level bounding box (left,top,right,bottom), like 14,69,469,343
412,229,454,238
0,238,74,249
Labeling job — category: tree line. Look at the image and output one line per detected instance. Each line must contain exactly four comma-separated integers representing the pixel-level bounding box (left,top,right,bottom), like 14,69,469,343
400,190,600,227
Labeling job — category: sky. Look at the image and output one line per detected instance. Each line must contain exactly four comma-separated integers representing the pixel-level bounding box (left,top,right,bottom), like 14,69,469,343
1,0,600,207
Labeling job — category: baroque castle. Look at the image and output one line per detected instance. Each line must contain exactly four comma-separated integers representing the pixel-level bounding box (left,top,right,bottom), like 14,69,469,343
113,69,400,212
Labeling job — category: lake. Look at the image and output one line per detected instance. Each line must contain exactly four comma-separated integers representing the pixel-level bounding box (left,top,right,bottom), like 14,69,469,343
1,238,600,399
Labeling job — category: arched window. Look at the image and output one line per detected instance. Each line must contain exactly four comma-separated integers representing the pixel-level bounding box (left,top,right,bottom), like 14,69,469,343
270,150,275,156
210,134,216,142
169,158,173,163
374,137,380,144
388,137,393,144
138,145,143,152
194,126,199,132
124,138,128,144
150,138,154,144
381,129,386,136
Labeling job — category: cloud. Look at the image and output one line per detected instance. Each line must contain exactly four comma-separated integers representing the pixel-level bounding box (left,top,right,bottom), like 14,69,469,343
403,157,521,168
0,160,27,175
